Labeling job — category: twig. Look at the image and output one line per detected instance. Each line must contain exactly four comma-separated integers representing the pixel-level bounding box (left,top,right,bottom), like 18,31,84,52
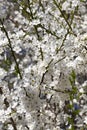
56,28,69,54
40,59,53,85
0,19,22,79
55,56,66,64
39,0,45,12
25,125,30,130
46,87,71,94
10,117,17,130
27,0,40,40
38,24,60,39
53,0,77,37
40,70,48,85
39,47,44,60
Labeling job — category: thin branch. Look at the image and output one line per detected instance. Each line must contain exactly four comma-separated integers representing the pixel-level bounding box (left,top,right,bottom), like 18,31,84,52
27,0,40,40
55,56,66,64
39,0,45,13
10,117,17,130
25,125,30,130
40,59,53,85
46,87,71,94
38,24,60,39
40,70,48,85
56,28,69,54
0,19,22,79
39,47,44,60
53,0,77,37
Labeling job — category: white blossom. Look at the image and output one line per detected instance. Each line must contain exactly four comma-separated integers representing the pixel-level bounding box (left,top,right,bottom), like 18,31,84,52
0,0,87,129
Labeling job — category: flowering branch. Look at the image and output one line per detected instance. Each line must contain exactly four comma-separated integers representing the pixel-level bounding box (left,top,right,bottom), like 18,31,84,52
0,19,22,79
53,0,77,37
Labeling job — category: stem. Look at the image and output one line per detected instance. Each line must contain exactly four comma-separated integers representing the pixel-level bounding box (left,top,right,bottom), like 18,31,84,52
39,0,45,13
55,56,66,64
40,59,53,85
56,29,69,54
39,24,60,39
53,0,77,37
40,47,44,60
46,87,71,94
0,19,22,79
27,0,40,40
10,117,17,130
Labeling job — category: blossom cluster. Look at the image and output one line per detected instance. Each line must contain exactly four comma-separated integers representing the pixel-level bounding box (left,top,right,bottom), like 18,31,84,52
0,0,87,130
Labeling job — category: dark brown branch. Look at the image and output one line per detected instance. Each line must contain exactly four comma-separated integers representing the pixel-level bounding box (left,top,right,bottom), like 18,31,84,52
40,59,53,85
10,117,17,130
0,19,22,79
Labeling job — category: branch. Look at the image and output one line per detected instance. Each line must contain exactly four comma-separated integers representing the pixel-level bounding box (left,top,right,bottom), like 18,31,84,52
53,0,77,37
0,19,22,79
10,117,17,130
40,59,53,85
38,24,60,39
